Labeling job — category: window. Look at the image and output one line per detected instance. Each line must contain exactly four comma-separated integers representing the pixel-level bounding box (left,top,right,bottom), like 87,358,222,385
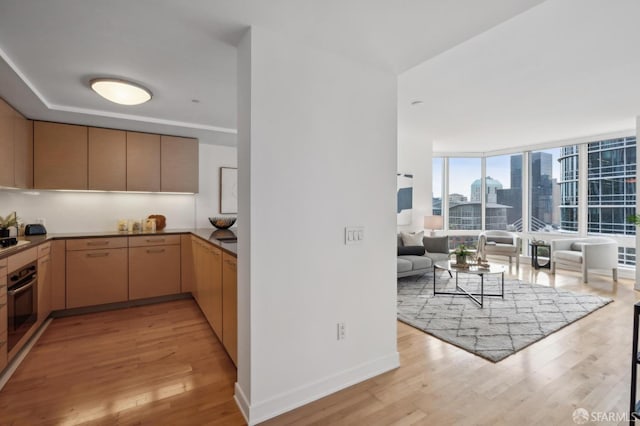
529,146,578,232
486,154,522,231
432,157,443,216
587,137,636,236
448,158,481,230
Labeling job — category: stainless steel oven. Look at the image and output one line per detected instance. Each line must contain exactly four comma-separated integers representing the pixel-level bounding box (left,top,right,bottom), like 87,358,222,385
7,261,37,352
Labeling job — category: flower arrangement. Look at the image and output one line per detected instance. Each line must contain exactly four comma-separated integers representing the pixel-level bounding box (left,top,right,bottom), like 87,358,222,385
453,244,472,257
0,212,18,230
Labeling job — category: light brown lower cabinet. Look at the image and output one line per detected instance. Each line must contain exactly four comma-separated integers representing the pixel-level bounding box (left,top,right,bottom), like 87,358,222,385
129,245,180,300
222,253,237,366
191,237,223,340
0,268,7,372
37,252,52,325
66,248,128,308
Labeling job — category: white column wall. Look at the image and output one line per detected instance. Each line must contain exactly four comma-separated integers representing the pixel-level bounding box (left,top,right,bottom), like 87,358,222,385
236,27,399,424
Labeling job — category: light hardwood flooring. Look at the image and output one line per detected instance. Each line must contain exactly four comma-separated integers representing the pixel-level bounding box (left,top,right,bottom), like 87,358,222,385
0,264,637,425
0,299,245,426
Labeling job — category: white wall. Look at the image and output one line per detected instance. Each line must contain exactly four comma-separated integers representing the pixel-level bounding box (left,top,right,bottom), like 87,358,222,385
236,27,399,424
0,142,236,233
195,142,237,228
397,133,433,232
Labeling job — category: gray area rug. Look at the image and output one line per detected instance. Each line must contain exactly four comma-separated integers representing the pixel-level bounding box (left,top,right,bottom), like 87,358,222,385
397,271,613,362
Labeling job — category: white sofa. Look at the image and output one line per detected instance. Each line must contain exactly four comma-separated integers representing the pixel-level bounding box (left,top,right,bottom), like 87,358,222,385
550,237,618,283
477,230,521,271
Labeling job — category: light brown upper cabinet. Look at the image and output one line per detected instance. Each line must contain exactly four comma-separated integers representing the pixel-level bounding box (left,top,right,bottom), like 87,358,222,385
89,127,126,191
161,136,199,193
0,100,14,187
0,98,33,189
127,131,160,192
13,114,33,189
34,121,88,190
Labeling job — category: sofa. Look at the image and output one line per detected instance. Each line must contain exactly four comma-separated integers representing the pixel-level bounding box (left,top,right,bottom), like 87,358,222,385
550,237,618,283
397,233,450,278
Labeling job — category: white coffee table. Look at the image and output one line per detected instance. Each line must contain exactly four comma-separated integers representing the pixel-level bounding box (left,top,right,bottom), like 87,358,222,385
433,260,505,307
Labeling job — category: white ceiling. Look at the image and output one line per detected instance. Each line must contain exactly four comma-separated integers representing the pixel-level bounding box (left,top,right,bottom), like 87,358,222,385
0,0,544,145
399,0,640,154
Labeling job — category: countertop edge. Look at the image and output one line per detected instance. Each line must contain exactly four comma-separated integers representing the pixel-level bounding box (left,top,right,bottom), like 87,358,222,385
0,228,237,260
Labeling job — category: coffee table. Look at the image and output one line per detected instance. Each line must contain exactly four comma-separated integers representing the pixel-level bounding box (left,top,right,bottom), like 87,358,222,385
433,260,505,307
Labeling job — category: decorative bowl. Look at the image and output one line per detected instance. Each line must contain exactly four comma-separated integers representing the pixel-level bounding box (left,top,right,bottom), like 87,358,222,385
209,216,237,229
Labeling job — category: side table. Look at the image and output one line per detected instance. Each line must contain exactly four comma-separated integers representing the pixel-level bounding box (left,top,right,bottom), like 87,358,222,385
530,243,551,269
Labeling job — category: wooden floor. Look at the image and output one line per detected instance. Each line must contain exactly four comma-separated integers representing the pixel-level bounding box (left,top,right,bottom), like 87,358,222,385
0,264,638,425
0,299,245,426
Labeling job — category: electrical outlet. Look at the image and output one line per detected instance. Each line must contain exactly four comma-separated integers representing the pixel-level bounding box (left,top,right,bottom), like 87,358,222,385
337,322,346,340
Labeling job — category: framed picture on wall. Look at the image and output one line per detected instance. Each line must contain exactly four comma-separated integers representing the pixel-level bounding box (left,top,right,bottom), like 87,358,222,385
220,167,238,214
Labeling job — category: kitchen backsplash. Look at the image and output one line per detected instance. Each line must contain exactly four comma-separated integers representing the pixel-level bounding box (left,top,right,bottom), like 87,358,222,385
0,189,196,233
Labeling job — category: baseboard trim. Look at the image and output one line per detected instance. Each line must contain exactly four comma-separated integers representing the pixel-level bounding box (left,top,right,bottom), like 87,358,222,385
239,351,400,425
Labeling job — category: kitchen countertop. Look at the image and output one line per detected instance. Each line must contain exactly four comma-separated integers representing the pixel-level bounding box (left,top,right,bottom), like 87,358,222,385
0,228,237,260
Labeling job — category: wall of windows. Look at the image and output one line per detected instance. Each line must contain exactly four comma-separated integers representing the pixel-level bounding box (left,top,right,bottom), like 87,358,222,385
432,136,637,266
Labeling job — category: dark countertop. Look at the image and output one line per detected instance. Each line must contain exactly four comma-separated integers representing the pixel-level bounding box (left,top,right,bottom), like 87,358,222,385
0,227,237,260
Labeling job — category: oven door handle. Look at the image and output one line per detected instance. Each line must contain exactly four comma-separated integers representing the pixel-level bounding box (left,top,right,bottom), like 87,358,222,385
8,280,35,296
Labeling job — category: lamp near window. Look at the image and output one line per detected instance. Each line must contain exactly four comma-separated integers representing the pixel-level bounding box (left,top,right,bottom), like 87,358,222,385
424,215,444,237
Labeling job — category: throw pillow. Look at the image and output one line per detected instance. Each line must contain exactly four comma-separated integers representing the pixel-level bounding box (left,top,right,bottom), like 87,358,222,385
398,245,426,256
400,231,424,246
423,236,449,254
571,242,586,251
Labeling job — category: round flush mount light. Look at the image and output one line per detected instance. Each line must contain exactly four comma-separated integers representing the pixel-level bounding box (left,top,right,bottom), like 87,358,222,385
90,78,152,106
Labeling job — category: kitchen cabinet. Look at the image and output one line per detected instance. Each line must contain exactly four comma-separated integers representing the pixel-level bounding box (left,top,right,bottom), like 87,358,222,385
128,236,180,300
34,121,88,190
37,244,52,325
161,135,199,193
0,99,32,189
181,234,195,293
66,238,128,309
126,131,160,192
191,237,223,340
0,99,14,187
89,127,126,191
222,252,237,366
0,258,7,372
50,240,66,311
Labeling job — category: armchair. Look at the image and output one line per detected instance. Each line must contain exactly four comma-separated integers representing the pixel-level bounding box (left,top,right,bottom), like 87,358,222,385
550,237,618,283
477,230,521,271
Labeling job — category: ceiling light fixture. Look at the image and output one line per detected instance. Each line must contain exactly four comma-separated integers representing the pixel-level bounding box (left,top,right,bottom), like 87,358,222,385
90,78,152,106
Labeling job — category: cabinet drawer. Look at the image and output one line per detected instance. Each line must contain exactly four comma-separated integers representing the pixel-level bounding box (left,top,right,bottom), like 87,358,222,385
129,235,180,248
7,247,37,272
38,242,51,258
66,237,128,251
66,248,128,308
129,245,180,300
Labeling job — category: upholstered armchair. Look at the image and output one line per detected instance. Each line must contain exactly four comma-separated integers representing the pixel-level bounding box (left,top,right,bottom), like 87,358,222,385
550,237,618,283
477,230,521,271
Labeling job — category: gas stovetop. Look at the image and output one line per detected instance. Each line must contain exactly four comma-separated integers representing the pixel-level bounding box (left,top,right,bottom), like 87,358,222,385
0,239,31,254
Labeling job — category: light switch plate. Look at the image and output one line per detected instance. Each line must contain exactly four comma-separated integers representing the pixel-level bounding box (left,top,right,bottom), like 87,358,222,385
345,226,364,245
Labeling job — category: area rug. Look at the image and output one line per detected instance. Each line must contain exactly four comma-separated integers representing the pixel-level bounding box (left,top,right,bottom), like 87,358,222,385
397,272,613,362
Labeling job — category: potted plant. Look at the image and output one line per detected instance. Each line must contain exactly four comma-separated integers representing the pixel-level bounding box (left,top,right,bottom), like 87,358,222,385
453,244,473,265
0,212,18,238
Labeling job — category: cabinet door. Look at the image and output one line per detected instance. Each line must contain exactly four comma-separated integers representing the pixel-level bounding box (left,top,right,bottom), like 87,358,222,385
0,99,14,187
89,127,126,190
0,301,6,372
160,136,199,193
222,253,237,366
129,245,180,300
50,240,66,310
34,121,88,189
37,254,52,324
66,248,128,308
13,116,33,189
126,131,160,192
181,234,195,293
205,245,223,338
